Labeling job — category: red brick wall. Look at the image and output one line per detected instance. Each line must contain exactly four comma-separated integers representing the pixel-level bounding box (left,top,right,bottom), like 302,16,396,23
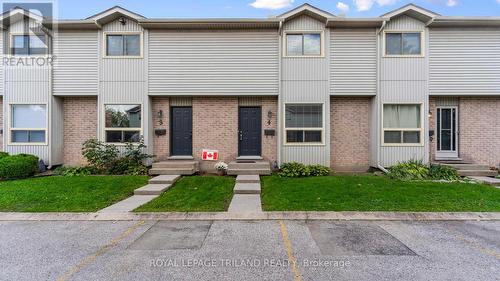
459,97,500,167
63,97,98,166
152,97,170,161
330,97,370,171
261,97,278,164
192,97,239,171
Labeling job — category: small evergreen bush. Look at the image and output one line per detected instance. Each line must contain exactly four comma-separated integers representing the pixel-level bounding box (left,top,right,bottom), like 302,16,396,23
0,154,39,179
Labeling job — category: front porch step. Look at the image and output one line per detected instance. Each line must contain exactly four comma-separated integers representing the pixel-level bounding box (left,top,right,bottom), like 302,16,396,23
152,160,199,169
441,163,491,171
134,184,171,195
227,161,271,176
150,160,199,176
227,169,271,176
458,170,498,177
149,168,195,175
234,183,261,194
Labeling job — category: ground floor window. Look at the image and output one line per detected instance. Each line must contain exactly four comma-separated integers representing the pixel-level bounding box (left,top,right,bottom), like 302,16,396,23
284,103,323,144
104,104,142,143
383,104,422,145
10,104,47,144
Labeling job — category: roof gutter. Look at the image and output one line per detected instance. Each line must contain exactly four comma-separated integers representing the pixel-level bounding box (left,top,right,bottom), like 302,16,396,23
376,20,388,174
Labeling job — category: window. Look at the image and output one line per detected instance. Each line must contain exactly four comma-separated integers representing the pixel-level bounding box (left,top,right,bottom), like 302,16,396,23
104,105,142,143
11,35,47,55
286,33,321,56
106,34,141,56
383,104,422,145
285,104,323,144
10,104,47,143
385,32,422,55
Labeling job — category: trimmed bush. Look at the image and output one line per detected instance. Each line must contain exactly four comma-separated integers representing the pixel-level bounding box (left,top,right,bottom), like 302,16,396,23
0,154,39,179
387,160,461,181
429,164,460,181
278,163,331,178
387,160,429,181
308,164,331,176
278,162,310,177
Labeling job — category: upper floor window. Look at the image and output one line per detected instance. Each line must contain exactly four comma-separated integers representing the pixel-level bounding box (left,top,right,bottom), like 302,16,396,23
105,34,141,57
11,35,47,55
104,104,142,143
285,104,324,145
385,32,422,56
285,33,322,56
10,104,47,144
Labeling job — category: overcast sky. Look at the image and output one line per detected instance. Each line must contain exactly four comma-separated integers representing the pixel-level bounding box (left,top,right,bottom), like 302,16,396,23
18,0,500,19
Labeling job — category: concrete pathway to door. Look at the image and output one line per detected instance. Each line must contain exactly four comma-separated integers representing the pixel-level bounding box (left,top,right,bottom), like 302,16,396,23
228,175,262,213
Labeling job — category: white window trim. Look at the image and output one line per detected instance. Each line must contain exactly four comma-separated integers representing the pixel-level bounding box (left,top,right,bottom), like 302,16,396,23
103,31,144,59
103,103,143,145
8,103,48,146
381,102,424,147
383,30,425,58
9,32,50,56
283,102,325,146
283,30,325,58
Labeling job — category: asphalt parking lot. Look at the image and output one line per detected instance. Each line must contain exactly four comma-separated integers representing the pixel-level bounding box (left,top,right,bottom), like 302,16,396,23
0,220,498,281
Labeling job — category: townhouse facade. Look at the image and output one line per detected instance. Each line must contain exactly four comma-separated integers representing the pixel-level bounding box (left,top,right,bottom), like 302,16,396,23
0,3,499,173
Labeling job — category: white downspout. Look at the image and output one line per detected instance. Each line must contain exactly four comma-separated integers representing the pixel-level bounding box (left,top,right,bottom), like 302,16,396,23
277,20,283,167
376,21,389,173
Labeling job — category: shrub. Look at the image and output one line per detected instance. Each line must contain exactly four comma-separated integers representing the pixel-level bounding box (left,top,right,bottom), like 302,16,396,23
387,159,429,181
0,154,39,179
308,164,331,176
429,164,460,181
278,162,311,178
82,139,118,172
107,158,148,175
0,152,9,159
123,139,154,164
54,166,95,176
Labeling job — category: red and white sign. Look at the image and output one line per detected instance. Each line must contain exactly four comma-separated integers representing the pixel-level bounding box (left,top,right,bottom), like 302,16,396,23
202,149,218,161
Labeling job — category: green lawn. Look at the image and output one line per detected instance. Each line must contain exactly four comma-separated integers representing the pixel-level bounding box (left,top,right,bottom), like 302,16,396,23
135,176,235,212
262,175,500,212
0,176,148,212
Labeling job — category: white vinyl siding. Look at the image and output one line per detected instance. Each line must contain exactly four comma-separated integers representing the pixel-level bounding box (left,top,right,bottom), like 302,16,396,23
429,28,500,95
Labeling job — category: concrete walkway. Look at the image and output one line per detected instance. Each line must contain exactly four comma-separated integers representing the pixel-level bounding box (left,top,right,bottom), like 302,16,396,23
0,211,499,221
470,176,500,187
99,175,180,213
228,175,262,213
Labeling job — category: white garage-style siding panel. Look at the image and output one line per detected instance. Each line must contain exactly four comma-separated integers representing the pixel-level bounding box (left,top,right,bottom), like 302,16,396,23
53,31,98,96
429,28,500,95
148,30,279,95
331,29,377,95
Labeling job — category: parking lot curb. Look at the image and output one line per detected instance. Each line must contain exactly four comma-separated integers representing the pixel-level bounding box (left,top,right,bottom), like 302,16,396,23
0,211,498,221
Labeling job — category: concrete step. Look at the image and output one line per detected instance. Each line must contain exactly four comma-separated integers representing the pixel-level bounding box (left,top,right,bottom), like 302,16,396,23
227,169,271,176
236,175,260,183
228,194,262,213
469,176,500,187
134,184,171,195
458,170,498,177
228,161,270,170
149,175,180,184
234,183,261,194
99,195,158,213
149,168,195,175
441,163,490,170
152,161,198,169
